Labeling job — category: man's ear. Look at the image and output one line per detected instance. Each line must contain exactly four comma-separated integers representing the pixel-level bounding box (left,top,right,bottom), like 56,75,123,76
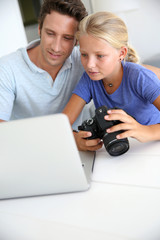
38,25,41,38
74,39,79,46
119,46,128,60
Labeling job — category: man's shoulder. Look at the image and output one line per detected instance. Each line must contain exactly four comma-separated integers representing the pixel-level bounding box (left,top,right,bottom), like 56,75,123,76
0,48,24,68
0,39,39,68
70,46,81,62
70,45,84,74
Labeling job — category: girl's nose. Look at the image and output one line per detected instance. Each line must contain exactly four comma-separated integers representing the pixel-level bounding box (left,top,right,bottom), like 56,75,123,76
87,57,96,69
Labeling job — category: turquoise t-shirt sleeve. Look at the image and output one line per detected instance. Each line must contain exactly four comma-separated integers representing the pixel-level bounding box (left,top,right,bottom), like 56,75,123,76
0,65,15,120
73,72,92,104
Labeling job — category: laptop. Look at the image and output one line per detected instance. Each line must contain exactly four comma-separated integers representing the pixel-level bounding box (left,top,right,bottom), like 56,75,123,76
0,114,95,200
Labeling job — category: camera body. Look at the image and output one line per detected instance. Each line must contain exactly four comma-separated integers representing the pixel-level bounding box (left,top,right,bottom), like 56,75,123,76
78,105,129,156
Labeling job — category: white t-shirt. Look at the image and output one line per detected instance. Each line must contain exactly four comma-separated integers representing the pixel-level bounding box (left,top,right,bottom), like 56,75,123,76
0,39,94,129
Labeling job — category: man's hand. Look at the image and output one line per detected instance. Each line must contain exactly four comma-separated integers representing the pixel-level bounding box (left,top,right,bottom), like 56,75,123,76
73,130,103,151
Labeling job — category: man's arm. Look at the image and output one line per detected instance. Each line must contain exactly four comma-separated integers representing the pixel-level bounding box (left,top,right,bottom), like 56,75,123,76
0,120,5,122
143,64,160,79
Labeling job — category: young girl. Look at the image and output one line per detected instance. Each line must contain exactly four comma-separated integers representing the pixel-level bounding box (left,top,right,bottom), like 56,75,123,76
63,11,160,151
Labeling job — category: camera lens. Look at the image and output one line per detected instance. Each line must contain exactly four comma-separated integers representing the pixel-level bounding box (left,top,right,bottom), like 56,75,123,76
103,131,129,156
107,141,129,156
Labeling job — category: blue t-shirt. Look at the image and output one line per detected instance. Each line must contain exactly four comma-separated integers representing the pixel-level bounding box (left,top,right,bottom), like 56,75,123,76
73,62,160,125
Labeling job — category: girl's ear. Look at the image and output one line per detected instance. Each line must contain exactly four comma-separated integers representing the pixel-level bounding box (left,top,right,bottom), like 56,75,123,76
119,46,128,61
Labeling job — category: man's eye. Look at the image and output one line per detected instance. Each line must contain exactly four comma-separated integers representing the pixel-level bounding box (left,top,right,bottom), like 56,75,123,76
64,37,74,41
47,32,54,36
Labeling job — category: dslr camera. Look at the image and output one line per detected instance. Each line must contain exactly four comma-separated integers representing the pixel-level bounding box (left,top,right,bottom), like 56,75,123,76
78,105,129,156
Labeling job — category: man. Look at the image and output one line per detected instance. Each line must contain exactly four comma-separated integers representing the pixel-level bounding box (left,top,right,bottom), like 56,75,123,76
0,0,159,151
0,0,86,123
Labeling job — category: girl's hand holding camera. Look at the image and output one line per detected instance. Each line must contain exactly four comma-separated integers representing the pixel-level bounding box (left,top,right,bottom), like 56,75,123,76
73,130,103,151
105,109,160,143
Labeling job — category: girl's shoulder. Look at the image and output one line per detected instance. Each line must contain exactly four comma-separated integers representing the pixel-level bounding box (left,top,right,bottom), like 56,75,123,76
123,61,158,79
123,61,146,72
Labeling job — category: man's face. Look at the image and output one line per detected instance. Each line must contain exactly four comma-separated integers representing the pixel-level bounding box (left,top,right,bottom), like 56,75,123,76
39,11,79,68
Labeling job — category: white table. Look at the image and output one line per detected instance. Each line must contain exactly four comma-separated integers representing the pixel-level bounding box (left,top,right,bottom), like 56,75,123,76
0,138,160,240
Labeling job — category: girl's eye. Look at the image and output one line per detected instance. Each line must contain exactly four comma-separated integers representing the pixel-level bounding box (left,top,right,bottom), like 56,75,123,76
98,55,104,58
81,53,87,57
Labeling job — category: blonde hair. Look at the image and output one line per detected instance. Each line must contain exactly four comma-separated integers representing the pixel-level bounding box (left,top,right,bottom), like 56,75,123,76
76,11,139,63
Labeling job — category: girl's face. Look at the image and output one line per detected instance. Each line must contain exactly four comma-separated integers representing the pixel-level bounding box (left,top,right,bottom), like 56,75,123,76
79,34,123,82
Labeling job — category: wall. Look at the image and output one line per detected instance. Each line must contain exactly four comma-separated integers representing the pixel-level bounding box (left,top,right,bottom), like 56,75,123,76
121,0,160,62
25,23,39,43
81,0,93,14
82,0,160,63
0,0,27,57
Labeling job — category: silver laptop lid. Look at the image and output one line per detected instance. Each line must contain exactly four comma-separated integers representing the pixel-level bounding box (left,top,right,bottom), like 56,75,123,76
0,114,95,199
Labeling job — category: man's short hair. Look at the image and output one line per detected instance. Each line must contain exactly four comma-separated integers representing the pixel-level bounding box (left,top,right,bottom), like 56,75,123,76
39,0,88,31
